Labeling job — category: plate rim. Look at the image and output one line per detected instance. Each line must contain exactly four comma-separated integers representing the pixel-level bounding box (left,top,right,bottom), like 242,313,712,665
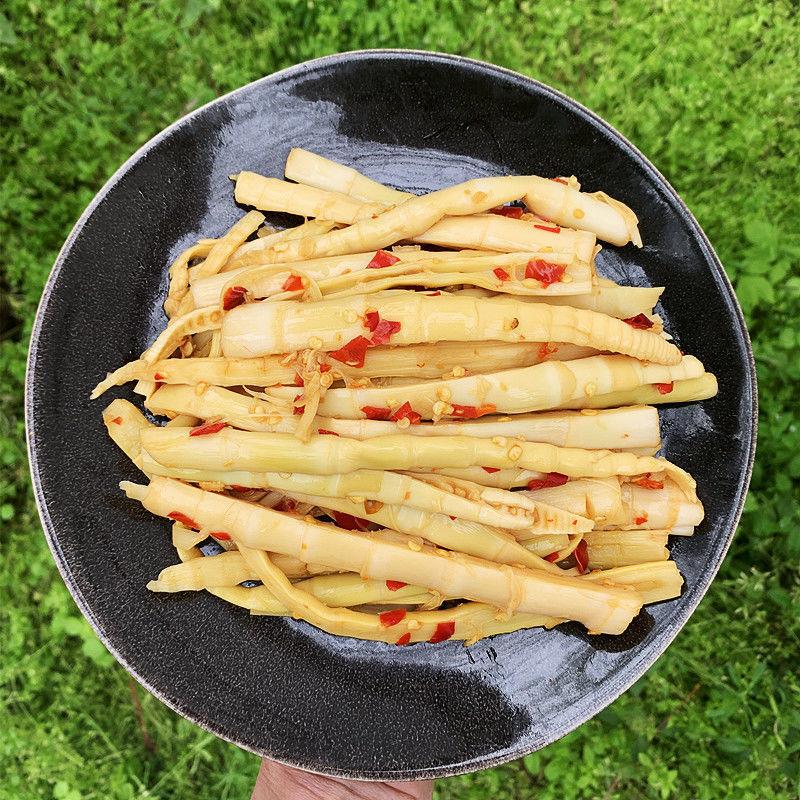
24,48,758,780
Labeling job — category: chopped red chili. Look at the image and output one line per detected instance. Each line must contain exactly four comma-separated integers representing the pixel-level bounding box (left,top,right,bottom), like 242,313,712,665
222,285,248,311
429,620,455,643
292,394,304,415
493,267,510,281
370,318,402,346
525,259,567,286
482,466,501,474
319,363,331,373
331,511,373,531
655,382,674,395
449,515,457,520
361,310,401,343
153,372,165,381
328,335,372,368
426,291,441,296
396,632,412,646
281,274,304,292
379,608,407,627
634,513,649,525
293,372,304,387
623,313,654,330
167,511,200,530
109,416,123,425
390,401,422,425
317,428,340,436
153,382,164,392
189,421,228,437
632,473,664,490
489,205,524,219
533,223,561,233
551,177,568,185
574,539,589,574
449,403,496,419
386,580,408,591
366,249,400,269
361,405,392,420
526,472,569,490
544,551,561,562
210,531,231,541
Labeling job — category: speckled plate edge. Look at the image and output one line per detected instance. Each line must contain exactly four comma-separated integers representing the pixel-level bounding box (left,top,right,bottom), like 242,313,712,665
25,49,758,780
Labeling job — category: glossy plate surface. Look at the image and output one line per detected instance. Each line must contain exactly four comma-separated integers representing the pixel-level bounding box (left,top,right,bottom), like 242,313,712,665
26,50,756,779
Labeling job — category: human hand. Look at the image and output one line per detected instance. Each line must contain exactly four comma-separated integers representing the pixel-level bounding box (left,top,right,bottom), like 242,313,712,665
252,758,434,800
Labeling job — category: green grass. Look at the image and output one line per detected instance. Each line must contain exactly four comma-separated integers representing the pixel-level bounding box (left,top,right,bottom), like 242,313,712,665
1,1,799,797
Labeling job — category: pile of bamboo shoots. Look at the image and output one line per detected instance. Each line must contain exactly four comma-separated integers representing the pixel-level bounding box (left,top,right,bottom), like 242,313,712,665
94,148,717,645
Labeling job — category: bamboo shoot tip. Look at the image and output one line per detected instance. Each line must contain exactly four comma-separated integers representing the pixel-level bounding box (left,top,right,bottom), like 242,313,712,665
119,480,147,499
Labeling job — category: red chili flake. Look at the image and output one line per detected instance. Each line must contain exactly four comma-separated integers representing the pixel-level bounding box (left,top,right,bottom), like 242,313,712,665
222,285,248,311
482,466,501,474
153,382,164,392
526,472,569,490
189,421,228,437
210,531,231,541
386,580,408,591
655,382,674,395
275,498,297,513
331,511,373,531
634,513,649,525
449,403,496,419
534,223,561,233
551,177,568,185
292,394,306,416
632,473,665,490
293,372,304,387
493,267,511,281
396,632,412,646
317,428,340,436
544,551,561,562
167,511,200,530
281,274,304,292
537,342,558,360
449,515,457,520
379,608,407,627
574,539,589,574
361,405,392,420
525,259,567,286
153,372,165,381
623,313,654,330
370,318,402,346
367,249,400,269
429,620,455,643
109,416,123,425
319,363,331,373
537,343,549,360
390,401,422,425
489,205,524,219
328,335,372,368
363,310,380,331
426,291,441,296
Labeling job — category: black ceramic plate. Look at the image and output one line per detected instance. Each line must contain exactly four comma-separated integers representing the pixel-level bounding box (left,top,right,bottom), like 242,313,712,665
26,50,756,780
